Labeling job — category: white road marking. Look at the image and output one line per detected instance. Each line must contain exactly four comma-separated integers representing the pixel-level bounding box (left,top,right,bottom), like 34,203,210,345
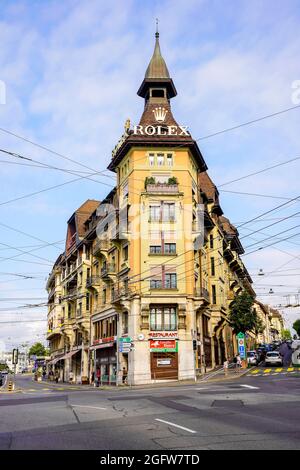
70,404,107,410
155,418,197,434
240,384,259,389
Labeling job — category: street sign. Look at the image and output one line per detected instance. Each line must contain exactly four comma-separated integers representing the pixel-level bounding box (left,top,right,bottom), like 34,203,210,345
237,332,246,359
119,341,132,353
119,337,132,343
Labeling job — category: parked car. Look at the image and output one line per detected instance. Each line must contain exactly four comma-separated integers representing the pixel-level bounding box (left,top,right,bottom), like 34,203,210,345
1,370,8,375
265,351,282,366
0,374,3,386
247,351,259,366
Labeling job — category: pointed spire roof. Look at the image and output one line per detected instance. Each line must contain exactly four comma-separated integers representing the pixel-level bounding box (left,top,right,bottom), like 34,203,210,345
137,29,177,99
145,31,170,79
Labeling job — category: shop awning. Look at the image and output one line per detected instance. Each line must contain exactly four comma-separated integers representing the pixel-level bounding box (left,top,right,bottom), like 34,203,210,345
48,356,64,365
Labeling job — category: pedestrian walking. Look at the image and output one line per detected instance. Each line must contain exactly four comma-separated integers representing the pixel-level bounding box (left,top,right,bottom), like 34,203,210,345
96,368,101,387
223,358,229,376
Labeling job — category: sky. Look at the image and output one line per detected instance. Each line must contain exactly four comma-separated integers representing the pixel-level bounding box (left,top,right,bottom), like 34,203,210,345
0,0,300,351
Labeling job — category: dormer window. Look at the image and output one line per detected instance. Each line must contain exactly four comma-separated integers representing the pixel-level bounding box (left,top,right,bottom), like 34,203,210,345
150,88,166,98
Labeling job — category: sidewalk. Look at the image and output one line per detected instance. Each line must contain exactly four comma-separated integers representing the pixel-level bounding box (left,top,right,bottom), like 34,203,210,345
33,367,251,391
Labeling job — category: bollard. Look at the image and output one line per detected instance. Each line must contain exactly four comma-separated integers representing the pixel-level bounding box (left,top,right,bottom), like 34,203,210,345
8,381,14,392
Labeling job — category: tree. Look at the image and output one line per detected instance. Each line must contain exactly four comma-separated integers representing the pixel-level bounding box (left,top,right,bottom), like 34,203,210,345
292,319,300,337
281,329,292,340
228,291,260,335
28,342,47,358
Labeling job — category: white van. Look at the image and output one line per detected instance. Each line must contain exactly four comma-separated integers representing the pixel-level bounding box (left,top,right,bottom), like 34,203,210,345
291,340,300,367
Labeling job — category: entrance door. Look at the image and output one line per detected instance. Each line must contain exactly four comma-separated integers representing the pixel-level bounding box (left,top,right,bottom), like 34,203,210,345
150,352,178,380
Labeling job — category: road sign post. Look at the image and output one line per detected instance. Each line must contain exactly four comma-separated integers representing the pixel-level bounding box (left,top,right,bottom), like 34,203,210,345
237,332,247,368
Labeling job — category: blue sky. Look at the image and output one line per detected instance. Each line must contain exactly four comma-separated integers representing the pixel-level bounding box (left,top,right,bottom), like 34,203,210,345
0,0,300,350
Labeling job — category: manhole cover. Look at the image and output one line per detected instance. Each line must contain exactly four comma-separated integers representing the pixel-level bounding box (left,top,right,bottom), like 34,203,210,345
212,400,244,407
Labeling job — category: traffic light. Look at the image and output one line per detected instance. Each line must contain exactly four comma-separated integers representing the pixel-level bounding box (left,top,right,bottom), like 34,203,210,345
193,340,197,351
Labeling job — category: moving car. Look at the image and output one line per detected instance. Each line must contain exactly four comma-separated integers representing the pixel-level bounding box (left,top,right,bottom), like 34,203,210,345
247,351,259,366
265,351,282,366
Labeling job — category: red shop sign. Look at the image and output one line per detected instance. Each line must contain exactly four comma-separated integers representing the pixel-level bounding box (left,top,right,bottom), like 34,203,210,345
150,340,176,350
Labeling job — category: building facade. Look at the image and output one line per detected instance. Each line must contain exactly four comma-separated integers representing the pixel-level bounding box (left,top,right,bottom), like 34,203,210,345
46,32,277,385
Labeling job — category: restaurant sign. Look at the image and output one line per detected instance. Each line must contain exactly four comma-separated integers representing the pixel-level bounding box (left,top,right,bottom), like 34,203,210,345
150,340,178,353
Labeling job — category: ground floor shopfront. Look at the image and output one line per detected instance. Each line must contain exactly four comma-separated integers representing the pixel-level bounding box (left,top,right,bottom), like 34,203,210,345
47,347,89,384
92,337,118,386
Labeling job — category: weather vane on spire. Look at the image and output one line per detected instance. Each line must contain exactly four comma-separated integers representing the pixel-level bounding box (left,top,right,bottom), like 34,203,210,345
155,18,159,37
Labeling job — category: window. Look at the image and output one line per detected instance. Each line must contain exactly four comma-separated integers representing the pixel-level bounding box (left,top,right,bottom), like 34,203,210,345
150,245,162,254
157,154,164,166
150,306,177,331
150,205,160,222
165,273,177,289
86,294,90,311
77,303,82,317
149,154,155,166
212,285,217,304
210,234,214,249
162,203,175,222
211,257,215,276
150,265,177,289
164,243,176,254
102,289,106,305
150,279,162,289
166,154,173,166
123,245,128,261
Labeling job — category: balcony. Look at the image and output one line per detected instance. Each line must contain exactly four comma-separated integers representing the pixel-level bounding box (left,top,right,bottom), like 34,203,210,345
101,263,116,278
146,183,179,194
86,276,101,289
111,287,133,303
93,239,109,257
48,287,55,301
194,287,210,302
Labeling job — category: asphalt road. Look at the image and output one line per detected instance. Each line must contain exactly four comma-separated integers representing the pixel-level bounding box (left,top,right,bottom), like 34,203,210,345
0,371,300,450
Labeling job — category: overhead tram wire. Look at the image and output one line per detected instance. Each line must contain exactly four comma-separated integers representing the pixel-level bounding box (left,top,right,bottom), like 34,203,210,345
1,106,299,283
243,223,300,250
243,231,300,257
0,102,299,200
0,238,66,265
0,240,58,264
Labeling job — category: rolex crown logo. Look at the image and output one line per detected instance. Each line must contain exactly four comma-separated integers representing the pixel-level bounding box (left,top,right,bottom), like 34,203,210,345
152,106,168,122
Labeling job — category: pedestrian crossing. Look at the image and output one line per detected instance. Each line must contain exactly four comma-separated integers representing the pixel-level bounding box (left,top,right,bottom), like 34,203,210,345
248,367,300,377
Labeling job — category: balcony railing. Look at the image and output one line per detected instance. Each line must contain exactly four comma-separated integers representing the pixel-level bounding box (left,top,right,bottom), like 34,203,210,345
146,183,179,193
111,287,132,303
149,215,176,223
86,276,101,289
101,263,116,277
93,239,109,256
194,287,210,302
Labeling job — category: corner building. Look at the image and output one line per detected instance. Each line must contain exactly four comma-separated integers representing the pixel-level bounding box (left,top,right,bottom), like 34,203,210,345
47,32,256,385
